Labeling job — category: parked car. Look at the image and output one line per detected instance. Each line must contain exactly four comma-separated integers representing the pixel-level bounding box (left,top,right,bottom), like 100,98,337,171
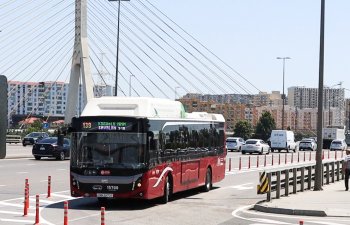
299,138,317,151
22,132,49,146
241,139,270,155
226,137,245,152
330,139,348,151
32,137,70,160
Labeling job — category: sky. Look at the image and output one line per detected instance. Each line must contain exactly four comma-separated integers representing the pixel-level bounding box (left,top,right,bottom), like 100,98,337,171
154,0,350,97
1,0,350,98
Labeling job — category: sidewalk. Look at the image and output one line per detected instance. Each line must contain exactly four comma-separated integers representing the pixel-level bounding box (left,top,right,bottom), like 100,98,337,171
254,181,350,217
3,144,33,159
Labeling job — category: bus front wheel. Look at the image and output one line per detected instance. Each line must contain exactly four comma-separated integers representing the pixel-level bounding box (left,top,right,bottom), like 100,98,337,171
161,176,171,204
203,168,212,192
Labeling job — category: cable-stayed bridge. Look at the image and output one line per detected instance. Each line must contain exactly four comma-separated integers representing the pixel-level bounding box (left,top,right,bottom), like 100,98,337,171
0,0,259,122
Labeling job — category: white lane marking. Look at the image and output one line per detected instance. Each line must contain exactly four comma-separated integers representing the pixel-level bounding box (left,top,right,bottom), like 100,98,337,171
0,218,35,223
25,164,36,166
232,205,293,225
57,169,66,171
0,210,34,216
28,197,54,204
222,183,253,190
0,185,6,187
16,172,28,174
0,202,23,208
250,218,291,224
40,180,48,183
307,222,347,225
50,193,75,199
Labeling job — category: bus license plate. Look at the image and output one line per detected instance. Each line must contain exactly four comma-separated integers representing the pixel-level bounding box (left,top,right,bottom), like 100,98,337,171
97,193,113,198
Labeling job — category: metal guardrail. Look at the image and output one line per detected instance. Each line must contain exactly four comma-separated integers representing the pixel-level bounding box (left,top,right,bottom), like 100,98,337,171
6,134,22,144
263,159,344,201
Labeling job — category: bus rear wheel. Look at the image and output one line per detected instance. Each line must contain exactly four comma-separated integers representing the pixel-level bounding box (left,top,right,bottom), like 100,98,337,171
203,168,212,192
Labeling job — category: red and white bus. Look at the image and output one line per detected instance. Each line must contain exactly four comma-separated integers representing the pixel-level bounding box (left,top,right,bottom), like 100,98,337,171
69,97,226,203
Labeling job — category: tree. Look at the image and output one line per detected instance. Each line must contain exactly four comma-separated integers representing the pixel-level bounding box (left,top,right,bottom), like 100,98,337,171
26,120,43,134
255,111,276,141
233,120,253,140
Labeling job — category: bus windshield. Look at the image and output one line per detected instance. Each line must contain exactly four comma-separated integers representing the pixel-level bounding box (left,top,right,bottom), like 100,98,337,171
71,132,147,169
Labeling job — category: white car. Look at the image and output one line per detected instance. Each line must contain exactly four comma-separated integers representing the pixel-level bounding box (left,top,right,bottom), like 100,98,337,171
330,139,348,151
226,137,245,152
299,138,317,151
241,139,270,155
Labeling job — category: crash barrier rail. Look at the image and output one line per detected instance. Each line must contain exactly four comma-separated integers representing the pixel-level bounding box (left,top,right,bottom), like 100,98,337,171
262,159,344,201
6,134,22,144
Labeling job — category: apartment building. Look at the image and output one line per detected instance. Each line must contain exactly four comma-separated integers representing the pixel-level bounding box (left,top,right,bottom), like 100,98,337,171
7,81,113,126
179,98,249,131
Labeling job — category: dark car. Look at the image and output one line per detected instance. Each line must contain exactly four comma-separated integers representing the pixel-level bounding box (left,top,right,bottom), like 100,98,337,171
32,137,70,160
22,132,49,146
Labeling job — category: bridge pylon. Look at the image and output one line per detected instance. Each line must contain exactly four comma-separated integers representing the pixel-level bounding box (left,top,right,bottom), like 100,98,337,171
65,0,94,123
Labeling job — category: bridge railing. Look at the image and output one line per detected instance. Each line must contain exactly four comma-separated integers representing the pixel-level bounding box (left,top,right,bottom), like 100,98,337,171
264,159,344,202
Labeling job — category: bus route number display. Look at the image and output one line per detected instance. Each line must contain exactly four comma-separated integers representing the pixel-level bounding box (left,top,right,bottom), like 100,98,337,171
82,121,131,131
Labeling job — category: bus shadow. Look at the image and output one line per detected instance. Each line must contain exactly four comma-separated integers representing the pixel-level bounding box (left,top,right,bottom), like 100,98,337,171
46,187,219,211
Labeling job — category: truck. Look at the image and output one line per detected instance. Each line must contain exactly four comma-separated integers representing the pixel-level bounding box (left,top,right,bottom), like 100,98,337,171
322,126,346,149
270,130,297,153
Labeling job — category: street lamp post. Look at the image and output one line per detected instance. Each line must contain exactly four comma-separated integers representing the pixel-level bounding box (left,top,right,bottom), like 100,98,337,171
277,57,291,130
108,0,130,96
314,0,326,191
129,75,135,97
174,87,180,100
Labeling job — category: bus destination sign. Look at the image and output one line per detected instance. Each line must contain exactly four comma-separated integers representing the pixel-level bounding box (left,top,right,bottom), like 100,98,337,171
82,121,132,131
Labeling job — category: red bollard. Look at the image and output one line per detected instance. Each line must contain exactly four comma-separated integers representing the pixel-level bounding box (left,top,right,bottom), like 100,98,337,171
304,151,306,162
299,220,304,225
248,156,251,169
35,195,39,225
257,156,259,168
335,151,337,160
64,201,68,225
291,153,294,164
285,153,287,164
297,152,300,163
228,158,231,171
47,176,51,198
23,188,28,216
278,154,281,165
322,151,324,160
272,154,274,166
101,207,106,225
309,151,311,161
239,157,242,170
264,155,266,167
25,183,29,209
328,150,330,159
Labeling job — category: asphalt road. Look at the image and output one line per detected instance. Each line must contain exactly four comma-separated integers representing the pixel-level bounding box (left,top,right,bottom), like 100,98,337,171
0,144,346,225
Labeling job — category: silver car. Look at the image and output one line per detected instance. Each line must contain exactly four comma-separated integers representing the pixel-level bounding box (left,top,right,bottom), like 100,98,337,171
330,139,348,151
241,139,270,155
226,137,245,152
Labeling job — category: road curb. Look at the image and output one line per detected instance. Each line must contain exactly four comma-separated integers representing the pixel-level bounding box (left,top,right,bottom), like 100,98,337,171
253,202,327,217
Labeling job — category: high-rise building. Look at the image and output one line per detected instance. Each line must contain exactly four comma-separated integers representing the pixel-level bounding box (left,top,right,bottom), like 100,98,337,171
7,80,113,127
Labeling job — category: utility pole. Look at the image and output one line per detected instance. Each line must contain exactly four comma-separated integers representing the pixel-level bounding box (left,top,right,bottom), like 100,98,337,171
314,0,325,191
